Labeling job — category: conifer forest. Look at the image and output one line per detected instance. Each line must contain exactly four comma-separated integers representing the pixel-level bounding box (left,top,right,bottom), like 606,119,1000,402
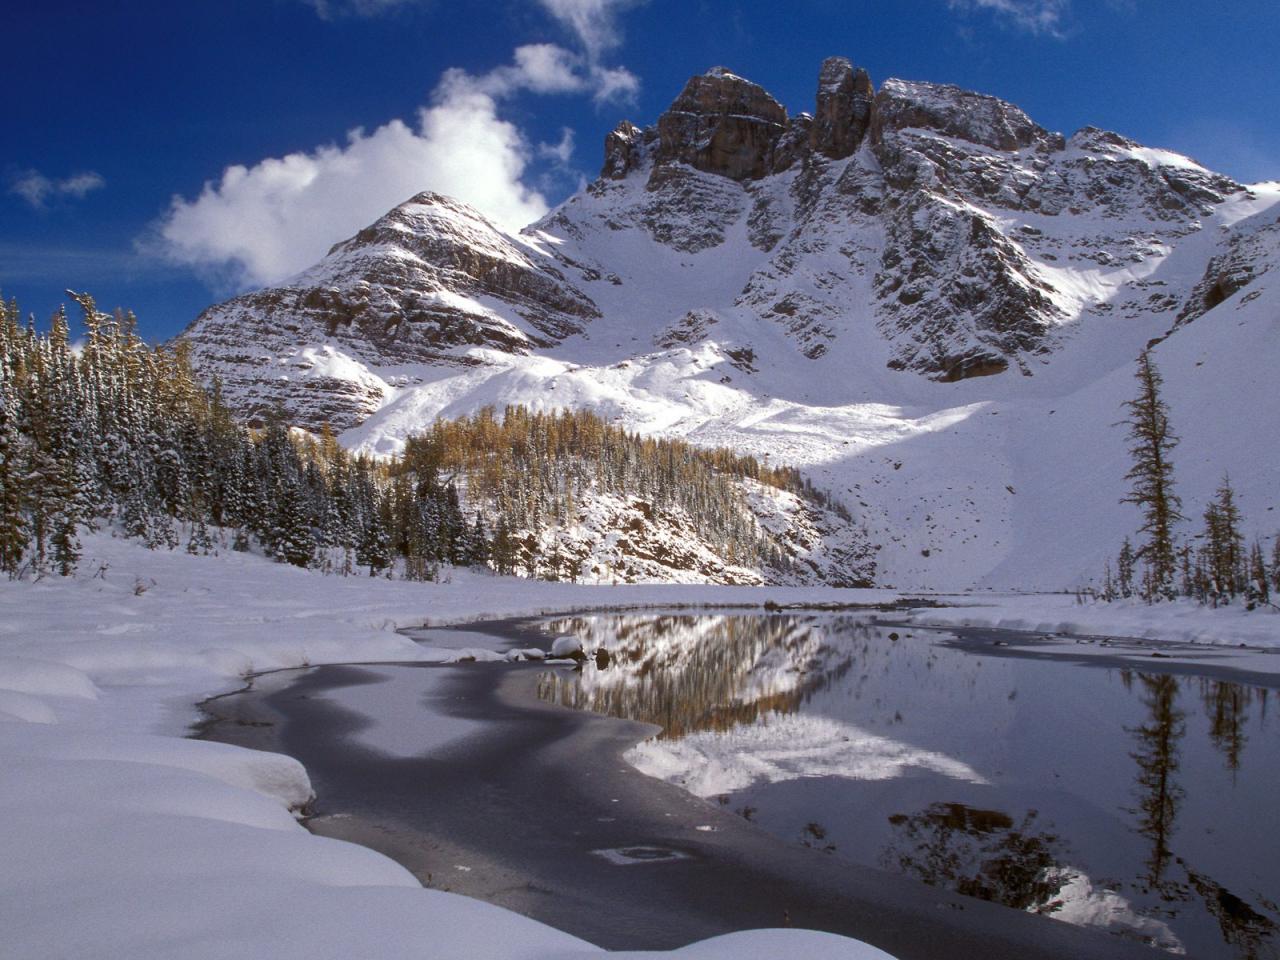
0,294,831,583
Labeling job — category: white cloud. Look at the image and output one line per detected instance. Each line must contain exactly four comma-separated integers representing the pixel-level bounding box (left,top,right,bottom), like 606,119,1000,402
535,0,643,101
11,170,105,208
154,0,650,290
468,42,638,106
537,0,638,59
948,0,1071,35
471,43,590,97
156,67,553,289
538,127,576,164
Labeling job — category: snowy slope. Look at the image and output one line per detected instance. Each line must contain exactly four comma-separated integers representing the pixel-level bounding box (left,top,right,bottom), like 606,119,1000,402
180,58,1280,591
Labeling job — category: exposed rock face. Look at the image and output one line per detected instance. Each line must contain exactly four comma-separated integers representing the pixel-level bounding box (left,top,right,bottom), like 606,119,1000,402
180,192,599,429
651,68,790,182
875,195,1060,380
1177,214,1279,327
872,78,1061,153
601,120,645,180
810,56,874,160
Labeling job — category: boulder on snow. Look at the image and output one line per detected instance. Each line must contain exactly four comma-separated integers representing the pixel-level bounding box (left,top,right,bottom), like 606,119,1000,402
550,635,587,660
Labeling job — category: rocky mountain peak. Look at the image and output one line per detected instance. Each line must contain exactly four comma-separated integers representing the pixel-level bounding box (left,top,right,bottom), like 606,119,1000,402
872,78,1062,152
181,54,1270,438
180,190,600,430
809,56,874,160
651,67,790,181
600,120,646,181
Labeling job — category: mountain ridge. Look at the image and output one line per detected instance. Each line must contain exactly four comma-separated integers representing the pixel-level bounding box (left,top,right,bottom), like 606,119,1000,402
179,56,1280,590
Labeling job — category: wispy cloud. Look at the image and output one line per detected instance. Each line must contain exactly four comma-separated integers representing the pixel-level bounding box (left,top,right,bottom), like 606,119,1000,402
536,0,639,60
11,170,105,208
947,0,1071,36
295,0,642,102
466,42,638,105
297,0,414,19
538,127,576,164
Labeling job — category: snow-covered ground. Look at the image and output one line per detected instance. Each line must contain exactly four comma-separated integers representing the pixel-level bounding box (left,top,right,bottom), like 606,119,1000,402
0,532,906,960
2,533,1276,958
904,592,1280,651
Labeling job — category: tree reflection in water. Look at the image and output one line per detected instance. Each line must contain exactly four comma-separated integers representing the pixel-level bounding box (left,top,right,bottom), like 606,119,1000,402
1128,673,1186,892
1200,679,1252,774
879,802,1074,913
536,615,1280,958
536,614,856,740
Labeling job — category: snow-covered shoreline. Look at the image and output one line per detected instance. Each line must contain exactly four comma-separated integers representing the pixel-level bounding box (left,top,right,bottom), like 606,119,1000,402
2,533,1275,959
0,533,902,960
903,591,1280,651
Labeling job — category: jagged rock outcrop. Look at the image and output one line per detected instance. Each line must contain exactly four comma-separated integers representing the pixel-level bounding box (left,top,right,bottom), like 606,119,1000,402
810,56,874,160
872,78,1061,153
601,120,646,180
1177,213,1279,327
651,67,790,182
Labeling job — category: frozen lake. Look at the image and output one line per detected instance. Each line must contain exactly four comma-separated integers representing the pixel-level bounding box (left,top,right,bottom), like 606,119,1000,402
536,613,1280,959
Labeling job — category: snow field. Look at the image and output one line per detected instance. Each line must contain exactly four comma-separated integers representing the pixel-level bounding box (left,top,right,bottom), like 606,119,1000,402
0,532,910,960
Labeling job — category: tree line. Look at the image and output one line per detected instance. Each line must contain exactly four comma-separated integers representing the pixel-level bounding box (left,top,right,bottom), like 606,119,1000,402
1101,352,1278,607
0,293,823,582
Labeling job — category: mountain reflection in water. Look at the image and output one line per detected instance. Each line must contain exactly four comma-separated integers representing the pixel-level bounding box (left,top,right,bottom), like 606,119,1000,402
536,614,852,739
536,613,1279,960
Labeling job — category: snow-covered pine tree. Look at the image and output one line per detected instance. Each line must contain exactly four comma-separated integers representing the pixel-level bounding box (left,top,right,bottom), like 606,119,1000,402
466,513,490,567
356,500,392,576
0,356,28,576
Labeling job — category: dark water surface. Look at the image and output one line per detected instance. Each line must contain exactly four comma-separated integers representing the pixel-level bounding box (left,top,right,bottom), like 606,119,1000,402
537,614,1280,960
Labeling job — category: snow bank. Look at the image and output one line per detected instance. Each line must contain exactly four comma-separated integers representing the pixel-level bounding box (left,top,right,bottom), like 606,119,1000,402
905,593,1280,649
3,532,1275,958
0,532,906,960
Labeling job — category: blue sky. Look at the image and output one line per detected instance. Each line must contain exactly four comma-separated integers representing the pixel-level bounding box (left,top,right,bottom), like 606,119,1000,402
3,0,1277,341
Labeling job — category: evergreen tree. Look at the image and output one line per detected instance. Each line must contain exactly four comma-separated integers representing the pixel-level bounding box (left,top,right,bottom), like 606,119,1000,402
0,361,28,576
490,516,516,575
1117,537,1136,599
1246,540,1269,606
357,503,392,576
1101,558,1116,601
1201,474,1244,600
1272,535,1280,595
272,479,316,568
1120,353,1184,601
465,513,490,567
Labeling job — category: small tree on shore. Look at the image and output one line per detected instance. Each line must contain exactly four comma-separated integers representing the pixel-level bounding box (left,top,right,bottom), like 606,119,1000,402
1117,537,1136,599
1120,352,1184,601
1201,473,1244,601
1271,535,1280,595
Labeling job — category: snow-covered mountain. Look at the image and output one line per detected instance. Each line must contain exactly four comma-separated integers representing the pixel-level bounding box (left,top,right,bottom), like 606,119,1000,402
180,57,1280,591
